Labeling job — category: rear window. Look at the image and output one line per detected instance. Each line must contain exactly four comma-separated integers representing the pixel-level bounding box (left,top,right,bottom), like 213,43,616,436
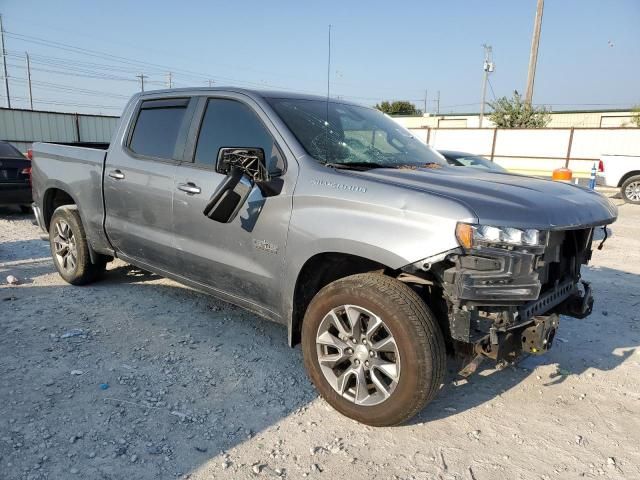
129,99,188,159
0,143,24,158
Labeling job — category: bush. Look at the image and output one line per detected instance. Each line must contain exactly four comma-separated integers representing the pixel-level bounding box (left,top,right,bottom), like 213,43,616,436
374,101,422,116
488,91,550,128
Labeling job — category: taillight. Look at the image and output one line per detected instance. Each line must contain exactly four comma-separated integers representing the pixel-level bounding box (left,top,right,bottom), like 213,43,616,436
21,166,32,186
598,160,604,173
26,149,33,160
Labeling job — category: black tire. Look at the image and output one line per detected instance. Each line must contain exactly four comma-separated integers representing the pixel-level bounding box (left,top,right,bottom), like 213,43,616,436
302,273,446,426
49,206,106,285
19,205,32,214
621,175,640,204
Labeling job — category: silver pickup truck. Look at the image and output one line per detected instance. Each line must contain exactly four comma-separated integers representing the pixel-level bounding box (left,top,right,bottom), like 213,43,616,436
32,88,617,426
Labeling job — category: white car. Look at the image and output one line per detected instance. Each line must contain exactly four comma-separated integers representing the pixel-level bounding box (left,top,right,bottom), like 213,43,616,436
597,155,640,204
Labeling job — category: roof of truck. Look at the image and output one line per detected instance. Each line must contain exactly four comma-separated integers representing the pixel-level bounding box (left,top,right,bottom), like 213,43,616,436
138,87,364,106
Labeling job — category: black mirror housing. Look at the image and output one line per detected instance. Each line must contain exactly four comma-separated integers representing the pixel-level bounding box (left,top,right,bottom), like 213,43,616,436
203,167,253,223
216,147,268,182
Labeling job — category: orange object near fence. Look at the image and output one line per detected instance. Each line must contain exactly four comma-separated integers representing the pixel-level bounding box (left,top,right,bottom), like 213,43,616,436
552,168,572,182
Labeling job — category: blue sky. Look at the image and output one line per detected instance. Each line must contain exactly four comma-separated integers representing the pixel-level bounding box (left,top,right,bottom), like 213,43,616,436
1,0,639,115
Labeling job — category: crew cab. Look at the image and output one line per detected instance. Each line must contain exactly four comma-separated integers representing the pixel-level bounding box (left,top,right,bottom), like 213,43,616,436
31,88,617,426
597,154,640,204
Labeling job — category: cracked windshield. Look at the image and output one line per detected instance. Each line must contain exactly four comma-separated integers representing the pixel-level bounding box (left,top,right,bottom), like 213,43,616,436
267,98,445,169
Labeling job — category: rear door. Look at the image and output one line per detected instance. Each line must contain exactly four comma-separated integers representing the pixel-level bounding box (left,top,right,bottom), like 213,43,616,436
172,94,296,316
103,97,196,273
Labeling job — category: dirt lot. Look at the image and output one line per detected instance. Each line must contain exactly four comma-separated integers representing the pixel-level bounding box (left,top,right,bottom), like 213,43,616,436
1,198,639,480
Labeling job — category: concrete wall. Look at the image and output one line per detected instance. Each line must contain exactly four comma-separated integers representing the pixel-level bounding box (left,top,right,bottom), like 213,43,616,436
0,107,118,153
394,110,636,130
414,127,640,178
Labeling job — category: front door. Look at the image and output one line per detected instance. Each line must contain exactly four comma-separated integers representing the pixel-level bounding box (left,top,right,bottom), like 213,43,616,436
173,95,296,317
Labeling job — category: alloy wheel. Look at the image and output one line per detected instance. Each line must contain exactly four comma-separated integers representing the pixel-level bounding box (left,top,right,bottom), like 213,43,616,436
315,304,401,406
53,220,78,272
625,181,640,202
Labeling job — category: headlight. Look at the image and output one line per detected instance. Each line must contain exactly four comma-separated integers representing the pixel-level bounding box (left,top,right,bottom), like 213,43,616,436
456,223,547,249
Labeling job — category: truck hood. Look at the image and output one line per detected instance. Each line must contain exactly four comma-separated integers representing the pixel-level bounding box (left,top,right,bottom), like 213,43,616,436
352,166,617,230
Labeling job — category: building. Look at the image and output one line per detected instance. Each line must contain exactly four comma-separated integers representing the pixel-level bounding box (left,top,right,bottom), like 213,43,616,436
0,107,118,152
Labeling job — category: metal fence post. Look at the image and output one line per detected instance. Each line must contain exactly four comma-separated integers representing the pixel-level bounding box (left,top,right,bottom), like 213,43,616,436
74,114,81,143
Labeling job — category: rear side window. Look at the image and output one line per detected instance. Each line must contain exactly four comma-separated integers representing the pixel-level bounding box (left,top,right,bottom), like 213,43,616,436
129,99,188,159
194,98,283,171
0,142,24,158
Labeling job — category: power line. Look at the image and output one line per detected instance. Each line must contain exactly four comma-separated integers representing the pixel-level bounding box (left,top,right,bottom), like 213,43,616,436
0,94,122,110
3,30,321,95
487,77,497,101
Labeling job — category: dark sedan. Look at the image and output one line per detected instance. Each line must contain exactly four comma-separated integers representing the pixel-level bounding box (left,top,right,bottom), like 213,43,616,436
439,149,507,173
0,141,32,212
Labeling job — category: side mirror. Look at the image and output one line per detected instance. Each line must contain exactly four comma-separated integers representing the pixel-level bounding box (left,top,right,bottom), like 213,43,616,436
203,147,283,223
203,167,253,223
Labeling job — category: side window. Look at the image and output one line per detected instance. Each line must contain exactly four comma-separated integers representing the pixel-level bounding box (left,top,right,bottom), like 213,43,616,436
194,98,283,171
129,99,188,159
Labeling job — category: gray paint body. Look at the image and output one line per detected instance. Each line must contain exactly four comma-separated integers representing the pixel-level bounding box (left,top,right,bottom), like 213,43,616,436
31,88,618,340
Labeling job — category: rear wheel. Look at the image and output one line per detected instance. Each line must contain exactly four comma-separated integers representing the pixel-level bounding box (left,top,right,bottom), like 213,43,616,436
302,273,446,426
621,175,640,204
49,206,106,285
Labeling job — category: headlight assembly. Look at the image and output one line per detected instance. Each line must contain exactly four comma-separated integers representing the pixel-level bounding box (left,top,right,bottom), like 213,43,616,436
456,223,547,249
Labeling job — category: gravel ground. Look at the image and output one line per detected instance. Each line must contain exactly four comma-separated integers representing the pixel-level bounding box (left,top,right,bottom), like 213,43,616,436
1,197,639,480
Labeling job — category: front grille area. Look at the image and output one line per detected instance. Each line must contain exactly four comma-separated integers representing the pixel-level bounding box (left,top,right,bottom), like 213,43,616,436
537,228,592,294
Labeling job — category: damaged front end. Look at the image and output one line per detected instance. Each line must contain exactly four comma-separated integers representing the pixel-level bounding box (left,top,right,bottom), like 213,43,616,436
406,225,606,375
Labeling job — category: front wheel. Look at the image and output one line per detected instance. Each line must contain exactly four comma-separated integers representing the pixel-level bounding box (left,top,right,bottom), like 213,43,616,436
621,175,640,204
302,273,446,426
49,206,106,285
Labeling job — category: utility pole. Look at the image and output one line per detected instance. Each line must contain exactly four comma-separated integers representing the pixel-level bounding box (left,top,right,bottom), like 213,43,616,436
0,15,10,108
207,79,214,87
423,89,428,115
25,52,33,109
166,72,172,89
326,24,332,102
435,91,440,115
136,73,147,92
525,0,544,104
479,44,494,128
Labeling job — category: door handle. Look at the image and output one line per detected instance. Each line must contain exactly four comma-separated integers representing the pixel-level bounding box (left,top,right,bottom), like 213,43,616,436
108,169,125,180
177,182,201,195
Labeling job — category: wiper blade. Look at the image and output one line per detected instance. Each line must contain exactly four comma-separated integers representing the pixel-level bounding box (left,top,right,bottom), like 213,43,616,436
323,162,387,170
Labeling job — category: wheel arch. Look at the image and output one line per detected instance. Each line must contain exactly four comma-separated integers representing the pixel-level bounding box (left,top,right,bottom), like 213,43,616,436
42,185,78,231
43,185,105,265
618,170,640,187
288,251,396,347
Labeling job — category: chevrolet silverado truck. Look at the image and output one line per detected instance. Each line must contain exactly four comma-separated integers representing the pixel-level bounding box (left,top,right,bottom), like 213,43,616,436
31,88,617,426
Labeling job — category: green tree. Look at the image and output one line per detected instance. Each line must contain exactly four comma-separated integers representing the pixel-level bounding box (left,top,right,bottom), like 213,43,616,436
632,106,640,127
374,101,422,116
488,91,551,128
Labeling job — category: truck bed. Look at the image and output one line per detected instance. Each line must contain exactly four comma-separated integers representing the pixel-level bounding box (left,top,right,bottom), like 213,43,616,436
31,142,112,253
